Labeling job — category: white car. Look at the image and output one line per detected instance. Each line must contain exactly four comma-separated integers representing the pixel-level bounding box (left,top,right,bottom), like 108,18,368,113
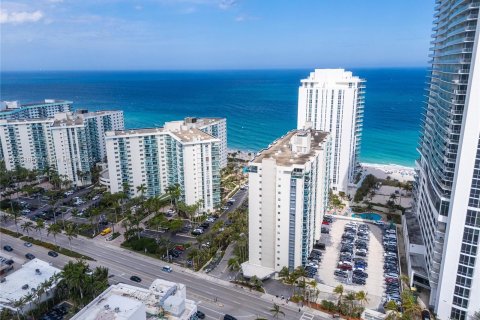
386,229,396,234
92,195,100,201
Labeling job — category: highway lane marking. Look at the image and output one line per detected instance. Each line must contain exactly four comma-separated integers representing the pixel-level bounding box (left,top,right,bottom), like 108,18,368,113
300,312,315,320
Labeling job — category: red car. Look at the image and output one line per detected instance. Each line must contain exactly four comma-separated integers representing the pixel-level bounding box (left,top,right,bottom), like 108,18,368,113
385,278,398,283
337,264,352,270
322,221,330,225
175,245,185,251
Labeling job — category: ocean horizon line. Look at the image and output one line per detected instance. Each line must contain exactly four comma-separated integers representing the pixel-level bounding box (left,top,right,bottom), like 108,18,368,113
0,66,429,73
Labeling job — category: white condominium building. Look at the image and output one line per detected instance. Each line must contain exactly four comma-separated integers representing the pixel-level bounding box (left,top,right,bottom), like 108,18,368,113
105,126,221,212
297,69,365,192
164,117,228,168
71,279,197,320
0,110,124,186
242,128,331,279
0,99,72,120
412,1,480,319
0,118,55,171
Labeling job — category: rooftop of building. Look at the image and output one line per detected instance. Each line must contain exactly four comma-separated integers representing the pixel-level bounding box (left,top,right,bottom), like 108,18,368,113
183,117,224,126
0,259,61,310
404,210,424,246
301,68,365,84
251,129,329,166
72,279,196,320
0,99,73,113
107,126,216,143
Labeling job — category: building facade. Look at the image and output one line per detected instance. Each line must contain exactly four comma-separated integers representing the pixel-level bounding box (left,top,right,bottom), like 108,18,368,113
105,126,221,212
164,117,228,168
412,1,480,319
242,129,331,279
0,110,124,186
297,69,364,192
0,99,72,120
71,279,197,320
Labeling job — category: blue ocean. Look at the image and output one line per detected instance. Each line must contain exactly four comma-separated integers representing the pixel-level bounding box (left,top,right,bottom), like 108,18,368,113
0,68,426,167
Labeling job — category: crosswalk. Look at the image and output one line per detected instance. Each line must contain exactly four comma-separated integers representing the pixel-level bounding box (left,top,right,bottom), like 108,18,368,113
300,312,315,320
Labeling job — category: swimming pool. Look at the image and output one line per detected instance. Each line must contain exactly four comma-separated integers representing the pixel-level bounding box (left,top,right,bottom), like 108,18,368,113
352,212,383,221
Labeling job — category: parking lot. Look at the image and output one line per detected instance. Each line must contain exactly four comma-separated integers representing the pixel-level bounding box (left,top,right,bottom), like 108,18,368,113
318,217,396,309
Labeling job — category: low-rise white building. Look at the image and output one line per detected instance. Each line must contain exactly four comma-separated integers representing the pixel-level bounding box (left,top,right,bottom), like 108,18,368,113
71,279,197,320
242,128,331,279
105,125,221,212
165,117,227,168
0,259,61,314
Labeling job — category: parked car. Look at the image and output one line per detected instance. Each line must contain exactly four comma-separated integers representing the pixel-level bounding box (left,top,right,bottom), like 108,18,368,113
3,245,13,252
196,311,206,319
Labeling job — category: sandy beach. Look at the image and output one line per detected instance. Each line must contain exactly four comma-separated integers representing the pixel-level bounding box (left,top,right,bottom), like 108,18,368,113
360,162,415,182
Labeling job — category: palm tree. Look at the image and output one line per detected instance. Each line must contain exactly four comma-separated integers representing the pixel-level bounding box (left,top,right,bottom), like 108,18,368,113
21,221,34,236
389,193,398,205
355,290,369,307
62,260,88,306
47,223,62,247
385,300,400,320
136,183,147,199
401,290,422,320
34,219,45,241
333,284,344,306
344,292,357,315
269,303,285,319
166,183,181,210
65,223,78,249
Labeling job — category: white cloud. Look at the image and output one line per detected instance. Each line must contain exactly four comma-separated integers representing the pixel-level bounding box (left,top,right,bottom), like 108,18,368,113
235,14,257,22
219,0,237,10
0,9,44,24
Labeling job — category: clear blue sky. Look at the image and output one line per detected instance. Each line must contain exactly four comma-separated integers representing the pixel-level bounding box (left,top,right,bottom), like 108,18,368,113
1,0,435,71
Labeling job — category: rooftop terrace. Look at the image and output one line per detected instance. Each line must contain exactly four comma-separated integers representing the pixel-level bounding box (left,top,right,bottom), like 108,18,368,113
252,129,329,167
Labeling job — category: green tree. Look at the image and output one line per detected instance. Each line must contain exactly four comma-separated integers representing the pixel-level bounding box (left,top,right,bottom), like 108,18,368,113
47,223,62,247
269,303,285,319
65,223,78,249
136,183,147,200
21,220,34,236
333,285,344,306
385,300,400,320
355,290,369,307
166,183,181,210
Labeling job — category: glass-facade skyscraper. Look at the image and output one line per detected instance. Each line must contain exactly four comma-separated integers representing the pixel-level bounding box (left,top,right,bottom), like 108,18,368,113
413,1,480,318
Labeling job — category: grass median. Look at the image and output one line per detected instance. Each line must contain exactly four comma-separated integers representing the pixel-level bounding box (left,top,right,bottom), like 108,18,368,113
20,236,95,261
0,227,23,238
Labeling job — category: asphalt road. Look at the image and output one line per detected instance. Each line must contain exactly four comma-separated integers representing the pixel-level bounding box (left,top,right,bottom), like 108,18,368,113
1,224,327,320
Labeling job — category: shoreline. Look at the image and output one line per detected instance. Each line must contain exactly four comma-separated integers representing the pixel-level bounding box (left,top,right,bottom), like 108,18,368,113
360,162,415,182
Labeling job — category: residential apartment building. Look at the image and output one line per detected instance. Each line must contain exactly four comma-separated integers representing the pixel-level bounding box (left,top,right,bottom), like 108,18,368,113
242,128,331,279
412,1,480,319
164,117,228,168
0,110,124,185
71,279,197,320
297,69,364,192
0,99,72,120
105,126,221,212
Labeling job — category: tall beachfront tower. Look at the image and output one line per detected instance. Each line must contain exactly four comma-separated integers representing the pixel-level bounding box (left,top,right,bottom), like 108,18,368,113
413,1,480,319
241,129,331,279
297,69,365,193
